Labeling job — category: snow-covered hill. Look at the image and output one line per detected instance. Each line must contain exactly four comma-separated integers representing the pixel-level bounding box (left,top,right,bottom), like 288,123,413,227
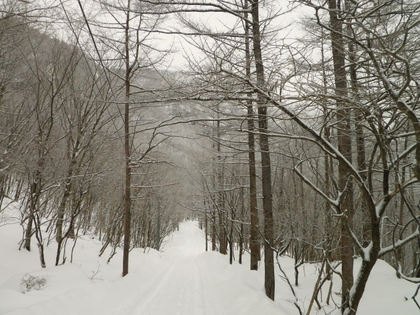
0,208,419,315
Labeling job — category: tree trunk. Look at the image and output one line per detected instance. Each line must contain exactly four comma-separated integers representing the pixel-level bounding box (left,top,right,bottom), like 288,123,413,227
219,214,227,254
229,225,234,264
56,154,76,244
239,221,244,264
23,215,33,251
55,167,76,264
328,0,354,310
212,209,216,251
344,219,381,315
244,3,260,270
320,27,334,279
250,0,275,300
204,203,208,251
122,0,132,277
347,20,369,249
216,107,227,255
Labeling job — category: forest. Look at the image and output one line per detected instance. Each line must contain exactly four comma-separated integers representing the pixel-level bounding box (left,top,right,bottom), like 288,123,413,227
1,0,420,314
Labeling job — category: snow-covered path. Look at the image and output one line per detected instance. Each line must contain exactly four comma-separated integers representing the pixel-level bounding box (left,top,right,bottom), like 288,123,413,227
130,258,205,314
128,225,212,314
0,221,283,315
111,222,221,315
2,220,420,315
110,221,279,315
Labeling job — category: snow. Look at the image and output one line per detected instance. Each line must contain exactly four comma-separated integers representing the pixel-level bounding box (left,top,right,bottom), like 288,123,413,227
1,207,420,315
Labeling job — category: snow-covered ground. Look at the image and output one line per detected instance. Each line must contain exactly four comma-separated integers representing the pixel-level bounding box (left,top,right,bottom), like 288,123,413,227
1,206,420,314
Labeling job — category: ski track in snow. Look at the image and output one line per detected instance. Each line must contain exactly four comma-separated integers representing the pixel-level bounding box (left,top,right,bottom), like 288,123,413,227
109,221,222,315
126,259,206,315
3,219,418,315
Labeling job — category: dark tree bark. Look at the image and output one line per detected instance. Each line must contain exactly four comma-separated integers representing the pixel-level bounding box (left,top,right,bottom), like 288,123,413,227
327,0,354,310
204,198,208,251
250,0,275,300
244,1,260,271
122,0,132,277
55,156,76,244
23,215,33,251
211,208,217,251
346,18,370,249
217,113,228,255
27,168,46,268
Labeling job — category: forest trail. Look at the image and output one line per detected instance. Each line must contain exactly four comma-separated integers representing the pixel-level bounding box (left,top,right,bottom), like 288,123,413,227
2,220,418,315
106,221,280,315
111,221,220,315
1,221,283,315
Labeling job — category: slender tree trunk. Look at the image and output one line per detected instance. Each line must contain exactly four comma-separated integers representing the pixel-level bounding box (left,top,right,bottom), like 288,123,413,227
239,222,244,264
23,215,33,251
212,209,216,251
0,162,8,207
219,214,227,254
229,222,234,264
122,0,132,277
204,199,208,251
239,187,245,265
244,3,260,270
320,28,334,278
27,168,46,268
250,0,275,300
347,21,369,248
328,0,354,310
216,108,227,255
396,136,408,270
56,155,76,244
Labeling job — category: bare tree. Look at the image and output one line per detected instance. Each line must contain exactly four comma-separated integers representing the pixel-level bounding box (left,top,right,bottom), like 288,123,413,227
75,0,176,276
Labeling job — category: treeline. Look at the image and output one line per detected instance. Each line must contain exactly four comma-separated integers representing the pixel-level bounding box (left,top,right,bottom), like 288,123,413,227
0,11,182,268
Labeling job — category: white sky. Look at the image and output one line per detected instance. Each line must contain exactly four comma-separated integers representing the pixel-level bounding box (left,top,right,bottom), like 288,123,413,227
26,0,316,71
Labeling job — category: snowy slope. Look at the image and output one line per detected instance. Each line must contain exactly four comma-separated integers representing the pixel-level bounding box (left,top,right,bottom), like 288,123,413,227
1,209,419,315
